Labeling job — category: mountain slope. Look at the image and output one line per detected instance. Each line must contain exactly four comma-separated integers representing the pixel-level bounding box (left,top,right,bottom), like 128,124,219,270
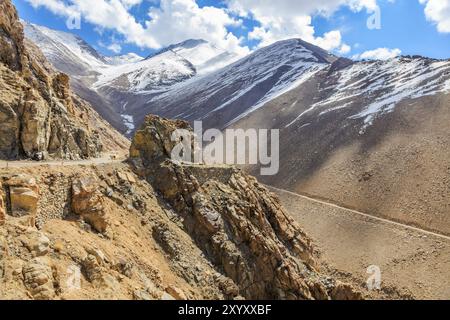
21,19,450,236
105,53,143,65
24,23,241,135
134,39,338,129
0,115,360,300
23,21,107,77
233,55,450,236
94,50,196,93
147,39,240,75
23,22,133,133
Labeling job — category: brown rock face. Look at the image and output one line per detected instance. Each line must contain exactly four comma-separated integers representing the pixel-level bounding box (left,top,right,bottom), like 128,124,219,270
4,174,39,227
22,257,55,300
0,0,25,72
0,0,129,160
71,174,110,233
0,181,5,226
130,115,194,167
130,115,360,300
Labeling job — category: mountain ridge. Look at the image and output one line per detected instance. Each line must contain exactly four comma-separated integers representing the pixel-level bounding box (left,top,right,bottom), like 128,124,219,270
23,22,244,136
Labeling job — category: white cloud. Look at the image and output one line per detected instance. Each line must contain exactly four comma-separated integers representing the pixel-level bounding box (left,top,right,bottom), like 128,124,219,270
25,0,383,55
145,0,248,55
107,43,122,54
314,30,344,51
228,0,379,51
353,47,401,60
25,0,249,55
419,0,450,33
339,43,352,54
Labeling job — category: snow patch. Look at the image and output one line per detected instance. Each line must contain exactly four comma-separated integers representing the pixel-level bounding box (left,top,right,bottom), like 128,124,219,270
121,114,135,135
230,65,326,126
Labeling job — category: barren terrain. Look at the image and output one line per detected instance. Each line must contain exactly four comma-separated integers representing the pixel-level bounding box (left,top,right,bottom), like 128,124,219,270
271,186,450,300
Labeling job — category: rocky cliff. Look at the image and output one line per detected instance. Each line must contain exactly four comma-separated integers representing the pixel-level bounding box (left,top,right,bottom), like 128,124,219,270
129,115,360,300
0,0,128,160
0,114,360,300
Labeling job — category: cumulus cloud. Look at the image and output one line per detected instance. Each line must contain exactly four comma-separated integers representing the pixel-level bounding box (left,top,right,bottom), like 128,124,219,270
25,0,249,54
107,43,122,54
353,47,402,60
228,0,378,51
419,0,450,33
25,0,381,55
338,43,352,54
145,0,248,55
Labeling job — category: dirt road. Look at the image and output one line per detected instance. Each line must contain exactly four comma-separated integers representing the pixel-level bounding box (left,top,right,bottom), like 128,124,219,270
270,186,450,300
0,157,125,169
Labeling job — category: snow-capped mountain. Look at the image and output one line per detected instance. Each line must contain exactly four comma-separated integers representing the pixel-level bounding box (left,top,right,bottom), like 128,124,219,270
285,56,450,132
23,21,107,76
23,21,242,135
23,21,450,147
133,39,339,128
229,54,450,232
105,53,144,65
117,36,449,230
94,50,196,93
147,39,240,75
94,39,240,93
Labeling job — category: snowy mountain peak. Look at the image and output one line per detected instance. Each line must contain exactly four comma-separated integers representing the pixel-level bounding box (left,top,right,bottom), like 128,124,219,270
258,38,338,65
147,39,240,75
136,37,337,128
176,39,209,48
23,21,107,74
146,39,209,59
105,53,144,65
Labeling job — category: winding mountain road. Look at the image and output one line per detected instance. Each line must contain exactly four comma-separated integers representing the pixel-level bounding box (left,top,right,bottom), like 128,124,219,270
3,157,448,243
270,186,450,299
268,185,450,242
0,157,126,169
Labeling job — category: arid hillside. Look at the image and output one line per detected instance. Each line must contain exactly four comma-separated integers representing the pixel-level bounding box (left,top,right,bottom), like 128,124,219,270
0,115,360,300
235,61,450,236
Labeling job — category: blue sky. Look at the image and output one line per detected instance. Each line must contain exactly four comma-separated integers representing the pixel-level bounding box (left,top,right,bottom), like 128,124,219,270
12,0,450,59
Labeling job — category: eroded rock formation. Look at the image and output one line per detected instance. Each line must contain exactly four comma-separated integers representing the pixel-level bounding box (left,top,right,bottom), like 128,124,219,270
130,115,360,300
4,174,39,227
0,181,5,226
71,174,110,234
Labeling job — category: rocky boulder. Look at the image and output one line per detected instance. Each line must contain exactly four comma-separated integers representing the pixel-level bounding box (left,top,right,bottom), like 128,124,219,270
0,0,25,72
130,115,195,169
130,115,360,300
22,257,55,300
71,173,110,233
4,174,39,227
0,181,5,226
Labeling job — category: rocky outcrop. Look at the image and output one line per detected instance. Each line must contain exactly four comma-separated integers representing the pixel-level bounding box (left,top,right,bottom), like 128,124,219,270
0,181,5,226
71,174,110,233
0,0,129,160
130,115,360,300
4,174,39,227
22,257,55,300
